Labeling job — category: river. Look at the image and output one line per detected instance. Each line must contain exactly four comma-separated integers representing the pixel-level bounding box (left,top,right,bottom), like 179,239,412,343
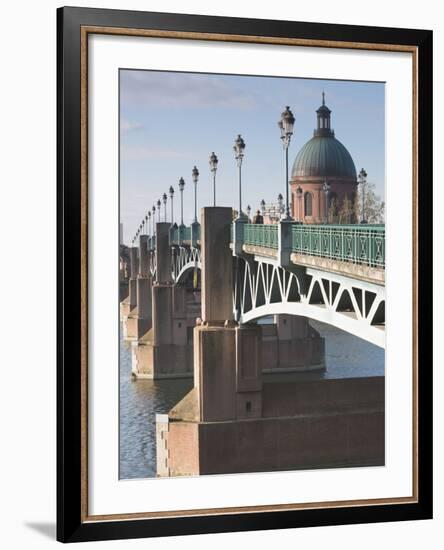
119,320,384,479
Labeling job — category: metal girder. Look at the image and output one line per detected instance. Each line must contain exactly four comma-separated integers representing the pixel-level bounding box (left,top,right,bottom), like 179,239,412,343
150,245,201,284
234,255,385,348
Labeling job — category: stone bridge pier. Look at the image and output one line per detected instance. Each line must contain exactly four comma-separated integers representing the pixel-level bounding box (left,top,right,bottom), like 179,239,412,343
121,245,139,338
156,208,385,477
157,208,265,476
131,223,198,379
125,234,152,341
194,207,263,422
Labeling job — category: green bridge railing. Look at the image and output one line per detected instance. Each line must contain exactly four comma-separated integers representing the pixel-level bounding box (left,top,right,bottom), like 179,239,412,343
243,223,385,268
160,222,385,269
244,223,279,249
170,226,193,243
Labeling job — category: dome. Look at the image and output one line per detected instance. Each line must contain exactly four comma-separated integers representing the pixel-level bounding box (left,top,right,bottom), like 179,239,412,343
291,93,357,180
291,135,357,179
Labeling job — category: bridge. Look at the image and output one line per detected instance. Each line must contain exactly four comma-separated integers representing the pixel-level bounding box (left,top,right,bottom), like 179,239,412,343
143,217,385,348
120,207,386,477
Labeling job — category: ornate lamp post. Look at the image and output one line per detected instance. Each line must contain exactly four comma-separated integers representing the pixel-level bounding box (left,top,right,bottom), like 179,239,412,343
246,204,251,220
142,219,145,235
277,193,284,218
156,199,161,222
296,186,303,223
278,105,295,220
162,192,167,222
178,177,185,227
260,199,266,217
323,180,331,224
147,211,151,239
358,168,368,224
145,215,148,236
209,152,218,206
152,205,156,232
169,186,175,224
233,134,246,219
192,166,199,223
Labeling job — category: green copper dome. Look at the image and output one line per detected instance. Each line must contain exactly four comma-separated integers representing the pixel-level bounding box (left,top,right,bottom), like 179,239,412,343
291,94,357,180
291,135,357,179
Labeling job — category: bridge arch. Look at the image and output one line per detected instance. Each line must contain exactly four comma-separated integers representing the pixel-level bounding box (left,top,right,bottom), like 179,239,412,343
175,260,202,284
234,256,385,349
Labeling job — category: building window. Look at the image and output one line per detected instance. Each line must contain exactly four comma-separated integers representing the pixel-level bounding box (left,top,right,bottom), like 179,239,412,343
304,192,313,216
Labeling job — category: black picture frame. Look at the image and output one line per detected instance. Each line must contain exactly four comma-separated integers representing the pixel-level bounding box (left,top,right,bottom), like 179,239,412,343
57,6,433,543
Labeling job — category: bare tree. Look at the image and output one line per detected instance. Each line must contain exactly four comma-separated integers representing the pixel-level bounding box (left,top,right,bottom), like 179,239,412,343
338,194,354,224
356,180,385,223
327,197,339,224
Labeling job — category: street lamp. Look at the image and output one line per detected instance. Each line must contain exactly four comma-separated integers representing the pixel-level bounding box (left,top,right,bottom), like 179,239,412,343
162,192,167,222
145,215,148,236
169,186,175,225
152,205,156,233
178,177,185,227
192,166,199,223
278,105,295,220
233,134,246,219
358,168,368,224
296,186,303,223
156,199,161,222
277,193,284,218
209,152,218,207
147,211,151,237
246,204,251,220
260,199,266,216
323,180,331,224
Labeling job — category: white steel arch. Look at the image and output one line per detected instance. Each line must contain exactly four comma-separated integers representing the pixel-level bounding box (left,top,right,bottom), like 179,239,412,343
150,246,201,283
234,256,385,348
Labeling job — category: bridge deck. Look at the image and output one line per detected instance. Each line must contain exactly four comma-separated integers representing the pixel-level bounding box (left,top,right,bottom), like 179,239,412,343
242,243,384,285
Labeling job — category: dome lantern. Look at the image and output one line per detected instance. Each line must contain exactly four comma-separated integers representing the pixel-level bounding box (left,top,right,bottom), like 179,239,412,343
315,91,333,137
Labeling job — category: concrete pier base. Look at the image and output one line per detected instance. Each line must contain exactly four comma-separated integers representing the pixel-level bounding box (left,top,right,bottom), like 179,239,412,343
122,246,139,333
157,376,384,477
120,297,131,321
125,310,152,342
123,236,152,341
131,335,194,379
261,315,325,374
193,322,262,422
125,276,152,341
131,285,199,379
119,281,129,302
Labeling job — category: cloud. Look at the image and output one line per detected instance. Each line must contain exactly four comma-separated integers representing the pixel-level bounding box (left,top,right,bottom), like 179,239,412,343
120,144,187,161
120,118,144,133
120,70,257,110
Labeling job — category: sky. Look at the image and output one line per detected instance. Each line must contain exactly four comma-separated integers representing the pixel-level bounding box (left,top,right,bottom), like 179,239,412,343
120,70,385,245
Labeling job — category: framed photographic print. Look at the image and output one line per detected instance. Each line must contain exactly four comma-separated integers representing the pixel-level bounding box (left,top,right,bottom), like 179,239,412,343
57,6,433,543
